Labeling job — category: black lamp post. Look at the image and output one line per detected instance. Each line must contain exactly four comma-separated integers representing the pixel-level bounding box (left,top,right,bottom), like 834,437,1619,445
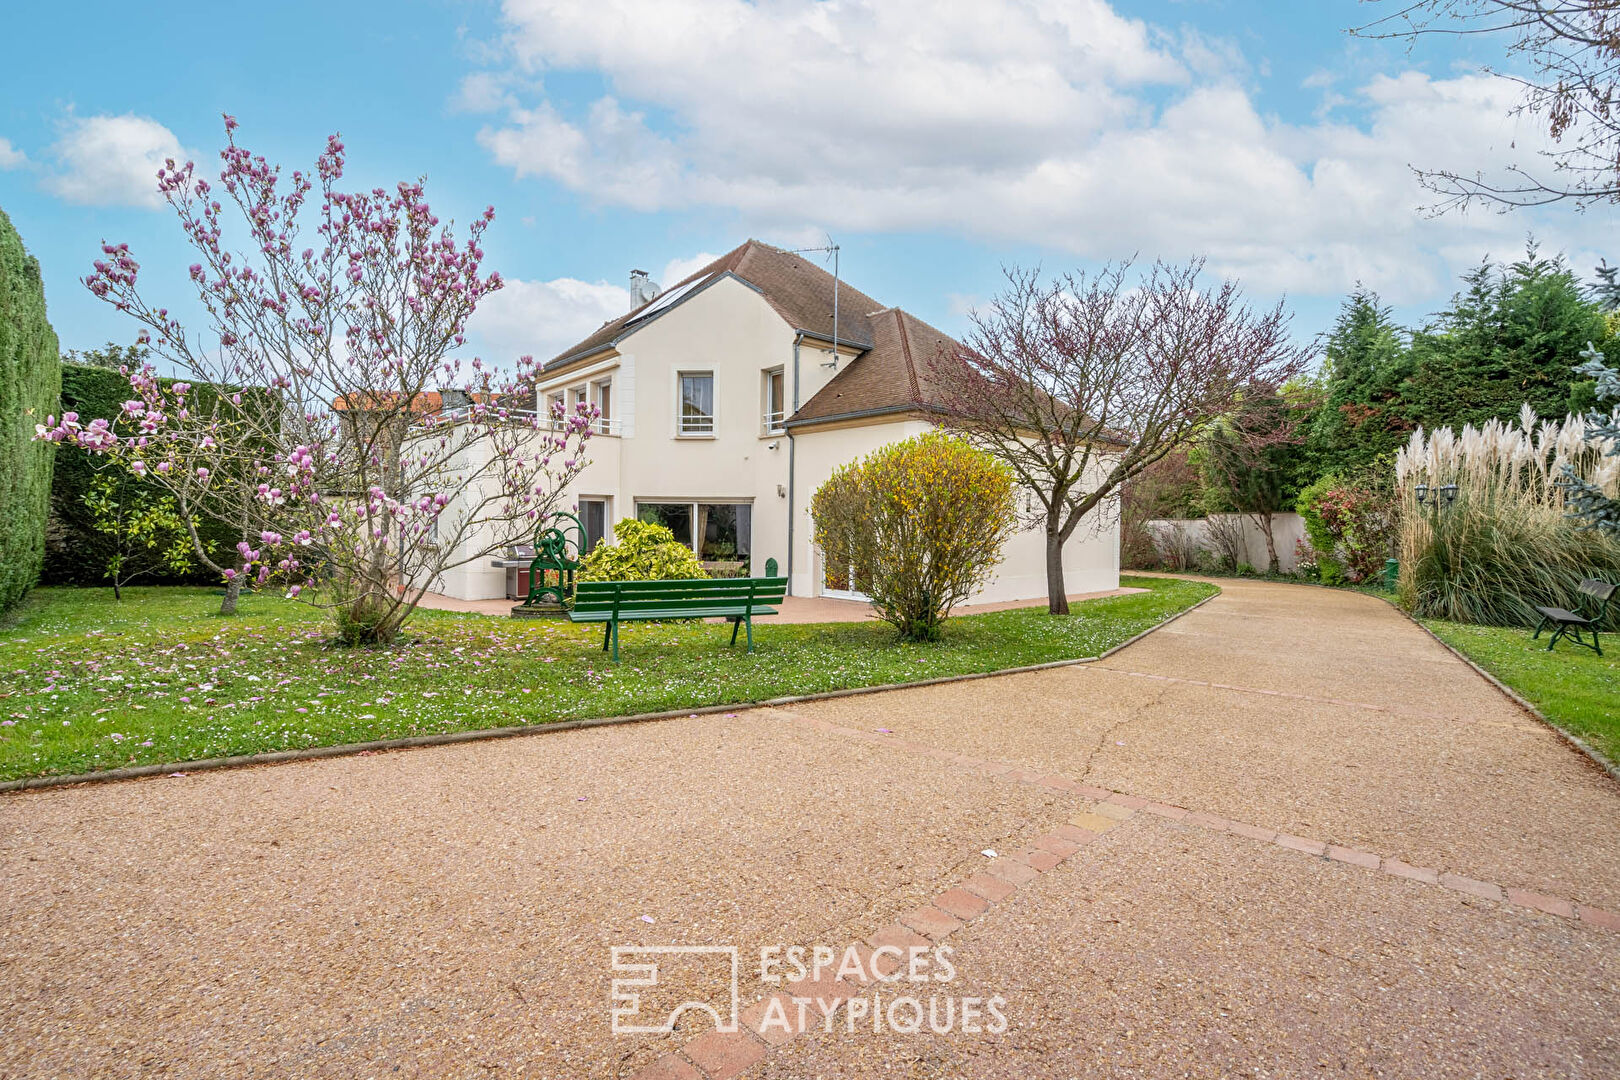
1415,482,1458,509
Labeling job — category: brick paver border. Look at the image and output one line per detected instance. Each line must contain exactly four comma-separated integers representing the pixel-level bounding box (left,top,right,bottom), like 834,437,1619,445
630,799,1138,1079
773,709,1620,935
625,705,1620,1078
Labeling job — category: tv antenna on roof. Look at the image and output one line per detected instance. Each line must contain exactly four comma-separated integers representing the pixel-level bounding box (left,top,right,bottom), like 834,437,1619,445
790,235,841,369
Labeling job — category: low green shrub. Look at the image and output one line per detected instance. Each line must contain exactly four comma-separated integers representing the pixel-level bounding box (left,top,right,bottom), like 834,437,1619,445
1297,470,1396,584
811,431,1016,642
578,519,707,582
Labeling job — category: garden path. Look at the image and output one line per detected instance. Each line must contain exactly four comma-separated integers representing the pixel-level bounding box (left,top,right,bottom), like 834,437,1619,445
2,578,1616,1079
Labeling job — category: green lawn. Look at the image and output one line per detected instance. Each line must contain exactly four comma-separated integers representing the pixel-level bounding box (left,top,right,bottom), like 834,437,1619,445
1424,619,1620,765
0,576,1216,782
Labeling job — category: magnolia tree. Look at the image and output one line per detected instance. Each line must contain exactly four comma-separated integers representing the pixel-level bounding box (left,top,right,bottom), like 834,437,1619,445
926,261,1310,613
38,118,591,643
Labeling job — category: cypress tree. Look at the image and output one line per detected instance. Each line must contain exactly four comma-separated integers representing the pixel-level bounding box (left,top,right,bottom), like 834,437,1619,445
0,208,61,614
1307,287,1412,476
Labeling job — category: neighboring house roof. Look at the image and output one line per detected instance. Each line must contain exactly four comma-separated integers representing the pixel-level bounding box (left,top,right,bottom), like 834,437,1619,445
332,390,450,413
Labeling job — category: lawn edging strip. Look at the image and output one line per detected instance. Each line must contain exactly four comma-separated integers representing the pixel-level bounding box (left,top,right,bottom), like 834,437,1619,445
0,588,1220,794
1148,572,1620,786
1394,607,1620,786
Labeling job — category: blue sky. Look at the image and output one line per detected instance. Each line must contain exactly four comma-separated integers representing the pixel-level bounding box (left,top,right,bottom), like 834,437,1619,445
2,0,1615,366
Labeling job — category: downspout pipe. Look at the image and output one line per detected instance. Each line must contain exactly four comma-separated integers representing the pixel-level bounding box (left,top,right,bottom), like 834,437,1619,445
787,331,803,594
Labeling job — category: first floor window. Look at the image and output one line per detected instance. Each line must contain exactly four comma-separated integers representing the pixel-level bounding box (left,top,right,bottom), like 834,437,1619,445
594,380,613,431
763,367,785,432
697,503,750,562
679,372,714,435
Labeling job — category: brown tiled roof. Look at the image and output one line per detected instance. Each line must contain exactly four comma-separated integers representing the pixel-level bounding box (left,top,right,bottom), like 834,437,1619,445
332,389,524,419
547,239,884,368
789,308,961,426
332,390,447,413
545,238,984,428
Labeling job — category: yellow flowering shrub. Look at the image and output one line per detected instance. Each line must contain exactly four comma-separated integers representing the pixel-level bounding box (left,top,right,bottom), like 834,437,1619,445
811,431,1017,641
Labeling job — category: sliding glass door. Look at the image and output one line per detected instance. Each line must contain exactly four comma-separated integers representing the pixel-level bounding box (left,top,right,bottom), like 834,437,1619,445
636,500,752,568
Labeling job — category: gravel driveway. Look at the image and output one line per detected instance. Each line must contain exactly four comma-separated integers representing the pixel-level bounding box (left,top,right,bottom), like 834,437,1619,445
2,578,1615,1079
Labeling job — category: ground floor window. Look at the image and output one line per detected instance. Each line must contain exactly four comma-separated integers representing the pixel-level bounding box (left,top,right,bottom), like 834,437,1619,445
699,503,750,562
636,501,752,563
821,554,873,600
637,502,693,547
579,498,609,555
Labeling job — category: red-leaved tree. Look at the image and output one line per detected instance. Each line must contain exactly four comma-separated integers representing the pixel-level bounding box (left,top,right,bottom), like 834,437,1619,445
926,260,1310,613
38,117,592,643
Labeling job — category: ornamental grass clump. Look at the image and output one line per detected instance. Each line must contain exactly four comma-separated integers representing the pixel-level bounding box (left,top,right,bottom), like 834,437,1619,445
812,431,1017,642
1395,404,1620,626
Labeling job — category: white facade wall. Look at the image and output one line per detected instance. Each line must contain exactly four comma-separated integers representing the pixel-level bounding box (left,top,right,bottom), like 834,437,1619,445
790,420,1119,603
433,276,1121,604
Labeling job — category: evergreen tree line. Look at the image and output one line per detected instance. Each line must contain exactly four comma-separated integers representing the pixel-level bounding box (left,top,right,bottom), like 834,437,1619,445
1308,242,1607,480
1129,243,1616,578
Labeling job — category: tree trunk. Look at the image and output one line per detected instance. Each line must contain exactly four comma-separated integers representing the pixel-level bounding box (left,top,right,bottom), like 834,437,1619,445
1045,528,1069,615
219,574,242,617
1258,512,1280,574
112,579,122,602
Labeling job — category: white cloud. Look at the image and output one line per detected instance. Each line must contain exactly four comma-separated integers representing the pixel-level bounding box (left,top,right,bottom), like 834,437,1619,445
467,250,721,361
0,138,26,170
467,275,630,362
45,114,188,208
471,0,1591,305
658,251,719,287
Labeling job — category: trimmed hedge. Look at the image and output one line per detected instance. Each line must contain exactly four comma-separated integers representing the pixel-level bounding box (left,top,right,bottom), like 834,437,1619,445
44,361,235,586
0,209,61,615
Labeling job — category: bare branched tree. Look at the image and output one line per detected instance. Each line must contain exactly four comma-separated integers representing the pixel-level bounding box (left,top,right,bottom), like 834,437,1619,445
1354,0,1620,209
926,261,1310,614
1200,384,1318,573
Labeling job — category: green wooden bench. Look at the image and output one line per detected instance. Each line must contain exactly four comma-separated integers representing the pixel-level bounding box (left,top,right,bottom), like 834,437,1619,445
568,577,788,661
1532,578,1616,656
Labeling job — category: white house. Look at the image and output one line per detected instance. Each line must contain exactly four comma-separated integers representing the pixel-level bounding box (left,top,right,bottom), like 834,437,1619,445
429,240,1120,603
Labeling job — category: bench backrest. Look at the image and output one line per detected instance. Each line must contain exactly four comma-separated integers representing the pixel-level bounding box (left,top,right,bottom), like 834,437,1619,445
1578,578,1617,606
573,577,789,617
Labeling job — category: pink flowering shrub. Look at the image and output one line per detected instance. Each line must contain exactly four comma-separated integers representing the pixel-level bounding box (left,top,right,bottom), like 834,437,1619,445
38,117,591,643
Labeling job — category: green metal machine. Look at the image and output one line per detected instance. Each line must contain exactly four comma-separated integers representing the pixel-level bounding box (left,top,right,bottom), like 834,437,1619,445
524,511,588,607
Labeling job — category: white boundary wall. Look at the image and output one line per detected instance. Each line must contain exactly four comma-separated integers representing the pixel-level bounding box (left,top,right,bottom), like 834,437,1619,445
1145,512,1306,573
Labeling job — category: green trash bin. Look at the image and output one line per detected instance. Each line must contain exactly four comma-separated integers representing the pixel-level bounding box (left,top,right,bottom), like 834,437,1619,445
1382,558,1399,591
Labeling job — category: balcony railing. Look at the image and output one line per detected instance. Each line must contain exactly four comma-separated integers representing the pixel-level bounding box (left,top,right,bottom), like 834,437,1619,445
425,407,623,436
763,409,785,433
